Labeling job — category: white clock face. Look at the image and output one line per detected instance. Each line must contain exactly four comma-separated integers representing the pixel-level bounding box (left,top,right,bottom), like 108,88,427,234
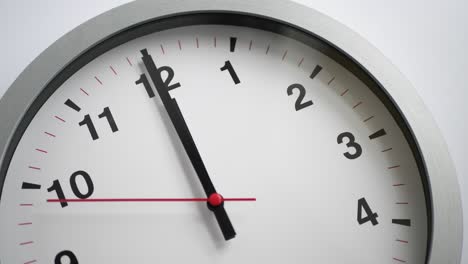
0,16,429,263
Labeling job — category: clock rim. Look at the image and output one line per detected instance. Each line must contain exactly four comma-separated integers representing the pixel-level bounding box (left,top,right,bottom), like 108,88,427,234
0,0,462,262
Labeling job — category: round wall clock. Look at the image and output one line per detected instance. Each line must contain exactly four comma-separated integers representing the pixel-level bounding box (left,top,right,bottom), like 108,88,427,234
0,0,462,263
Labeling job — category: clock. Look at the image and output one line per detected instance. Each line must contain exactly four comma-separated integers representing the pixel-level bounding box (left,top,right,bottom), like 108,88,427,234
0,0,462,263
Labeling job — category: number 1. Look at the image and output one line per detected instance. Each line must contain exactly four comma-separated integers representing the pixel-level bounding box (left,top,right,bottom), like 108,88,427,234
220,60,240,84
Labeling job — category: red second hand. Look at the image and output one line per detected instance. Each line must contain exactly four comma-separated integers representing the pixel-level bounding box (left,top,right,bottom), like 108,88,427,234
46,193,256,207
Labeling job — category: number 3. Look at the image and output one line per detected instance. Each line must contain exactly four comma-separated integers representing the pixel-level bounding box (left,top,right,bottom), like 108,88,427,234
337,132,362,160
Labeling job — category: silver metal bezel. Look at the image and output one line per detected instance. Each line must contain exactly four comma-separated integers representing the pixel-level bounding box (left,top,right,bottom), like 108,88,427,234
0,0,462,262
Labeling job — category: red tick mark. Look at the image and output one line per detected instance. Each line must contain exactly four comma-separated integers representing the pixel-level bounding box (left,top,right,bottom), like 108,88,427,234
298,57,304,67
20,241,34,246
80,88,89,96
393,257,406,263
44,131,56,137
54,116,66,123
396,239,408,243
20,204,33,207
18,222,32,226
24,260,37,264
282,50,288,61
95,76,103,85
28,166,40,170
353,102,363,109
126,57,133,66
35,149,47,154
110,66,117,75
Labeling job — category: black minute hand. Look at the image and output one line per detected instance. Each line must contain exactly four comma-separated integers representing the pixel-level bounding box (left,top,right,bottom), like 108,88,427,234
140,49,236,240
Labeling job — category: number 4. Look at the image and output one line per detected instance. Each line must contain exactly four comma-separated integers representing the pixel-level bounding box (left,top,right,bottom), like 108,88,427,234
357,197,379,226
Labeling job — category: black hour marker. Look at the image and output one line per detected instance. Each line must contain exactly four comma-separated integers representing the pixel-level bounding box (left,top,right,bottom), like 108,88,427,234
22,182,41,190
309,65,323,79
230,37,237,52
369,129,387,140
392,219,411,226
64,99,81,112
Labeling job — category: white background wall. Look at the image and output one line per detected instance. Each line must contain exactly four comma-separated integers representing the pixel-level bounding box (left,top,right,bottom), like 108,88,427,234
0,0,466,262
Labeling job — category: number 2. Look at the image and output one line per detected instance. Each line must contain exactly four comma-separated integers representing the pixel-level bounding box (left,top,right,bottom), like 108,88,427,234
287,83,313,111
